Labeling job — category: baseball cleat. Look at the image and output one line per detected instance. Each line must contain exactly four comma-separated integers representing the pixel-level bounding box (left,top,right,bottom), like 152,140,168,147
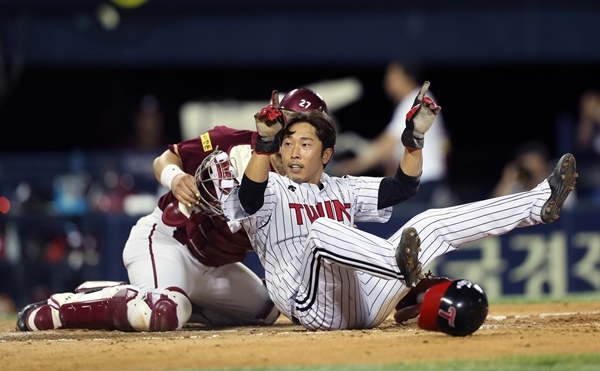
541,153,578,224
396,227,423,288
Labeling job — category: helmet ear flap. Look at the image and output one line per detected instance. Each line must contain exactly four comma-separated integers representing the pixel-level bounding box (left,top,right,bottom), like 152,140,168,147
418,281,453,331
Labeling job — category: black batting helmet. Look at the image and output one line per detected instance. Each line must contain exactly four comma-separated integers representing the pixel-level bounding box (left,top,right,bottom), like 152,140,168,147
280,88,328,114
418,279,488,336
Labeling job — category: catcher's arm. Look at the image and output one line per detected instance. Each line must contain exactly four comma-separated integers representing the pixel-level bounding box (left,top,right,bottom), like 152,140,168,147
154,148,199,207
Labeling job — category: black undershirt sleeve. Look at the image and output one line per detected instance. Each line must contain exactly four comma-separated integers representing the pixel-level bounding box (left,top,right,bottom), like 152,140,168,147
377,166,421,209
239,173,268,215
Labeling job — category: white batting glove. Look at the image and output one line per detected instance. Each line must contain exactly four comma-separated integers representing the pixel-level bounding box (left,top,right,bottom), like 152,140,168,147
401,81,442,150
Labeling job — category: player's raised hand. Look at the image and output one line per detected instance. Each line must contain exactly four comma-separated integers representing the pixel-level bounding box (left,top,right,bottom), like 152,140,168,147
254,90,286,154
401,81,441,150
255,90,285,141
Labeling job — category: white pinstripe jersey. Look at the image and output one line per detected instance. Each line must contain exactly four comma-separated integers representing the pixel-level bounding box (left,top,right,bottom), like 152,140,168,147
223,172,392,319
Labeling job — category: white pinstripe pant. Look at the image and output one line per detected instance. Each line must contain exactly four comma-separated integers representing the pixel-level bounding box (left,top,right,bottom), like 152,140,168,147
293,180,551,330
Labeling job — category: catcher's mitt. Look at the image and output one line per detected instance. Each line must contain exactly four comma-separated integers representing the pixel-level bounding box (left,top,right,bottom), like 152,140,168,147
171,211,253,267
393,271,451,324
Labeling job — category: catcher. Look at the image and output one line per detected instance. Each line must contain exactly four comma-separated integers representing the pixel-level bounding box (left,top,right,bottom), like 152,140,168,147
16,87,328,332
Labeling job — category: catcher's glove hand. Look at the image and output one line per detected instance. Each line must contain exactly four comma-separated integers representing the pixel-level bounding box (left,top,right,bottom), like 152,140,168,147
401,81,442,150
254,90,286,154
394,271,451,324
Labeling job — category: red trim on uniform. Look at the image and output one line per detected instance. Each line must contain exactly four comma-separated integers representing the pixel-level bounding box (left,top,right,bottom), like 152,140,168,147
148,223,159,288
418,281,453,331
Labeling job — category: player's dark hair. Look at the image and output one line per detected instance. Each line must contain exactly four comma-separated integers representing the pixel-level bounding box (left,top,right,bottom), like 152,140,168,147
281,110,336,168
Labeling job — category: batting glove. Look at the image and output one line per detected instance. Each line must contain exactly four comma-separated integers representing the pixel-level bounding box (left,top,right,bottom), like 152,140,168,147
254,90,286,154
401,81,442,150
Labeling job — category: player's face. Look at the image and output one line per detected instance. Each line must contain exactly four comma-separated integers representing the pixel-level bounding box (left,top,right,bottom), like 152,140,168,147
280,122,333,185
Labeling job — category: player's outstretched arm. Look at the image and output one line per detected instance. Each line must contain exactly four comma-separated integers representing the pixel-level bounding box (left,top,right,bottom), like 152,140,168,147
399,148,423,178
238,91,284,213
245,152,272,183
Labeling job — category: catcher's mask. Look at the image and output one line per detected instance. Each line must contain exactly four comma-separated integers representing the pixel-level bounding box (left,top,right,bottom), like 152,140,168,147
195,149,239,218
418,279,488,336
280,88,328,115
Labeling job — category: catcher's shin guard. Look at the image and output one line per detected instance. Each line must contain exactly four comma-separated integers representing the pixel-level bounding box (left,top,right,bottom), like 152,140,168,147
18,286,192,332
61,286,192,332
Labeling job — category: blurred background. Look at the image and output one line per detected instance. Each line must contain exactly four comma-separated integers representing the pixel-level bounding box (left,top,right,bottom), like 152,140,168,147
1,0,600,313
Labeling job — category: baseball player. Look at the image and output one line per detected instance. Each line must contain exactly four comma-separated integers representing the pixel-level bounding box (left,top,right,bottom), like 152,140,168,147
222,82,578,331
16,88,329,332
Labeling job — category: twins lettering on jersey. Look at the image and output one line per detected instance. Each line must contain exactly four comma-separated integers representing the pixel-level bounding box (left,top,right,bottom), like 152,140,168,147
289,200,351,224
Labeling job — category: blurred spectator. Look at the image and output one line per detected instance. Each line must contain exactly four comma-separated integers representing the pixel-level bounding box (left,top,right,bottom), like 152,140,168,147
491,140,577,208
330,60,455,208
576,90,600,158
574,90,600,202
120,94,172,149
491,141,551,197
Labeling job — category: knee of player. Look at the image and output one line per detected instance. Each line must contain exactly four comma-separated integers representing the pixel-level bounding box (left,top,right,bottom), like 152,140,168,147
312,217,334,229
307,217,333,239
127,287,192,332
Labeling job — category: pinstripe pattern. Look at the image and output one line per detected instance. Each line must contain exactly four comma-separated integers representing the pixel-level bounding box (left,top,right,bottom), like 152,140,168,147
387,180,552,272
224,173,393,326
223,174,554,330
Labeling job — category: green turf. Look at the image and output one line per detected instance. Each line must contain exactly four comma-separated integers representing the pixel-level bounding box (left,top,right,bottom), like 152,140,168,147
174,353,600,371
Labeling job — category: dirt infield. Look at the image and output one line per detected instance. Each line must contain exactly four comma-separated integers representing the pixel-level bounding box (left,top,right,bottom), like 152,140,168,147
2,301,599,371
